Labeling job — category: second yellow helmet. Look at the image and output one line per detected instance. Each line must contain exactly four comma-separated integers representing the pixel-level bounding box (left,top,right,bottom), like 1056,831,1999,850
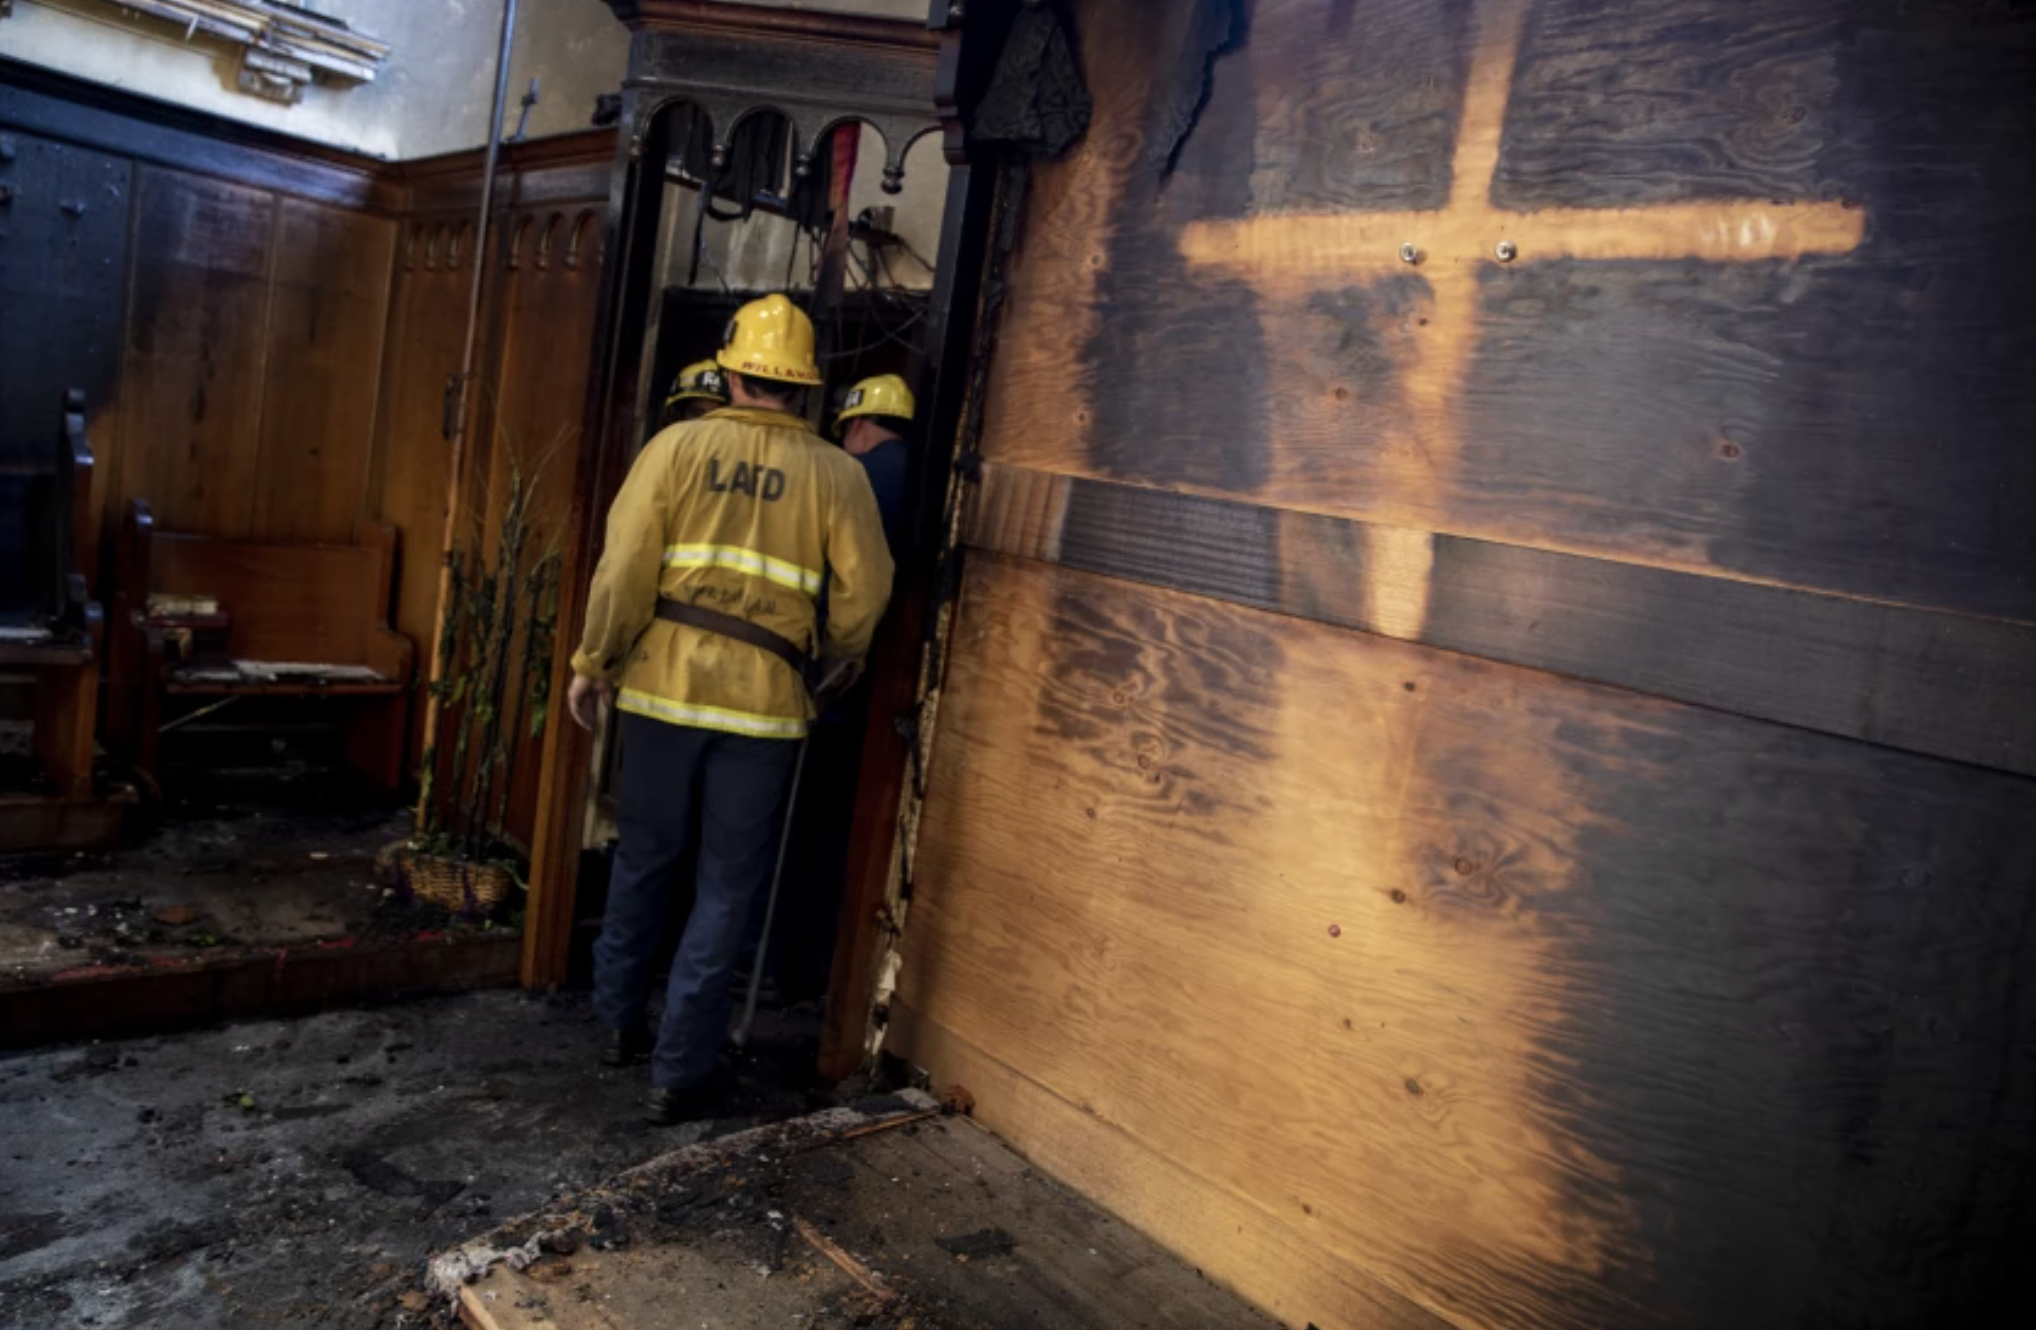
717,294,822,387
665,359,728,411
835,373,916,428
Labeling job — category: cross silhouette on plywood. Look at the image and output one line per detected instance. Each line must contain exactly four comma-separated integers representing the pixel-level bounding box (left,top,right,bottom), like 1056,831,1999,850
1177,0,1866,510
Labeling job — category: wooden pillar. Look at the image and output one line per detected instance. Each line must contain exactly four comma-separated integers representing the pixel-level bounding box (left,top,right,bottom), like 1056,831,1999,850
520,108,670,988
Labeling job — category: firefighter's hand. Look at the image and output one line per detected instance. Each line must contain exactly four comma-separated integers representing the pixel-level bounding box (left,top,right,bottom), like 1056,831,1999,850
567,675,613,732
808,657,862,714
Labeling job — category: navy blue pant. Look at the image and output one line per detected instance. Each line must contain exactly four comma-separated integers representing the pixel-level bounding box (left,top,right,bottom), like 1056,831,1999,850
593,713,800,1089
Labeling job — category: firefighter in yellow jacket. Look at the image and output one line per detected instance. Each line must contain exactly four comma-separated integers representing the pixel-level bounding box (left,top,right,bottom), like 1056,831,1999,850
566,294,893,1124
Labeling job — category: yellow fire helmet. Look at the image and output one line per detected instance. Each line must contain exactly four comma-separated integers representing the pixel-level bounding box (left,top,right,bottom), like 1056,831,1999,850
664,359,728,411
835,373,917,430
716,293,822,387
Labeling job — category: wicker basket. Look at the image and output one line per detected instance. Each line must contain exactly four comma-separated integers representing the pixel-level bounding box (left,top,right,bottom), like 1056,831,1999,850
391,848,517,914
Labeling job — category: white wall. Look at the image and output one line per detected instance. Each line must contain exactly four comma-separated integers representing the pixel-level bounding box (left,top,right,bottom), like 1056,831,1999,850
0,0,630,158
1,1,938,159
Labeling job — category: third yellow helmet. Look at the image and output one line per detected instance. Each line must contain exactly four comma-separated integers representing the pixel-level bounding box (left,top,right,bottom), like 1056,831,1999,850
717,294,822,387
835,374,916,428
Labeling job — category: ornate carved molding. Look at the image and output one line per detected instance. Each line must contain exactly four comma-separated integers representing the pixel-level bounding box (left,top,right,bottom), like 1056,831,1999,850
58,1,390,105
604,0,940,193
603,1,939,50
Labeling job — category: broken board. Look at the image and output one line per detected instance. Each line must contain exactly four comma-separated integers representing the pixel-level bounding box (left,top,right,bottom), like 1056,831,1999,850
437,1099,1279,1330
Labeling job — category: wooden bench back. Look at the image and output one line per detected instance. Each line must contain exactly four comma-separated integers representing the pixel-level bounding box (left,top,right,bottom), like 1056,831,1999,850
149,532,392,666
1,389,92,627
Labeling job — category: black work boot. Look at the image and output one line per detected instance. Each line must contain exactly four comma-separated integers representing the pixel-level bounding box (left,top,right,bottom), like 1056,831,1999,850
643,1083,718,1126
599,1026,651,1069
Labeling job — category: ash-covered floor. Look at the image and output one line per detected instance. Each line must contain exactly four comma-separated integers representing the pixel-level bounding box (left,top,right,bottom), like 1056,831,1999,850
0,763,490,991
0,991,838,1329
445,1098,1282,1330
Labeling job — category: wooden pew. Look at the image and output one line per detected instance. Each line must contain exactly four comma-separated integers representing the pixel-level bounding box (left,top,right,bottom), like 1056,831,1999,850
108,502,416,792
0,389,104,809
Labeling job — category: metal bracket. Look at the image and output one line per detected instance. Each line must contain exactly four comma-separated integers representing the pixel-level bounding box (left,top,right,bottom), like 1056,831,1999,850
511,77,542,143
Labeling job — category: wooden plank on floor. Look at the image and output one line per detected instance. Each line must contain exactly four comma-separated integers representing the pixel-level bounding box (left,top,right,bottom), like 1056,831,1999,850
969,463,2036,778
896,553,2036,1330
438,1101,1285,1330
840,1117,1295,1329
0,934,522,1048
0,789,131,854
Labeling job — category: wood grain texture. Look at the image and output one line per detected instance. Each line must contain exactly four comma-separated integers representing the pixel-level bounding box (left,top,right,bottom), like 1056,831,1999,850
150,536,382,664
981,0,2036,620
967,463,2036,779
891,1006,1454,1330
470,204,605,847
899,554,2036,1330
367,214,474,765
520,113,653,991
972,0,1195,489
1233,0,1467,216
400,146,613,216
119,512,413,790
117,166,278,539
5,71,604,801
33,651,101,803
250,199,396,543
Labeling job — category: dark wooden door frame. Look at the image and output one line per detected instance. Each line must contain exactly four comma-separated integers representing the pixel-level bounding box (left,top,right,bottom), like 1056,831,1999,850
522,95,668,990
520,2,964,1059
817,0,1025,1080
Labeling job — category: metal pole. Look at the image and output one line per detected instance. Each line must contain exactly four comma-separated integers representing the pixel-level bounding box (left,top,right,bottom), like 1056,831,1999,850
732,735,811,1048
416,0,521,819
457,0,520,437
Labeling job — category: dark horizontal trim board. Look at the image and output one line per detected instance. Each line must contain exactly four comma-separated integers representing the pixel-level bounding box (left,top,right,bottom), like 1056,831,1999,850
0,934,523,1049
394,129,620,214
968,464,2036,779
0,56,396,210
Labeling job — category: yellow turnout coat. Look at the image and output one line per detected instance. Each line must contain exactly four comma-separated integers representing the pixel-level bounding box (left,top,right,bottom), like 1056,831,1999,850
570,405,894,739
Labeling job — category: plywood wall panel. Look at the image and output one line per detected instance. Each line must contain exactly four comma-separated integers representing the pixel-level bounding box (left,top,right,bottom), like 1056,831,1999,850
117,166,277,538
981,0,2036,621
898,554,2036,1330
891,1005,1455,1330
249,199,397,544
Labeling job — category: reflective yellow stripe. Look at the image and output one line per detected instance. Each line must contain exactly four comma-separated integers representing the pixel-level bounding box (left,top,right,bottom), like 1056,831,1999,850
616,688,806,740
663,543,822,595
